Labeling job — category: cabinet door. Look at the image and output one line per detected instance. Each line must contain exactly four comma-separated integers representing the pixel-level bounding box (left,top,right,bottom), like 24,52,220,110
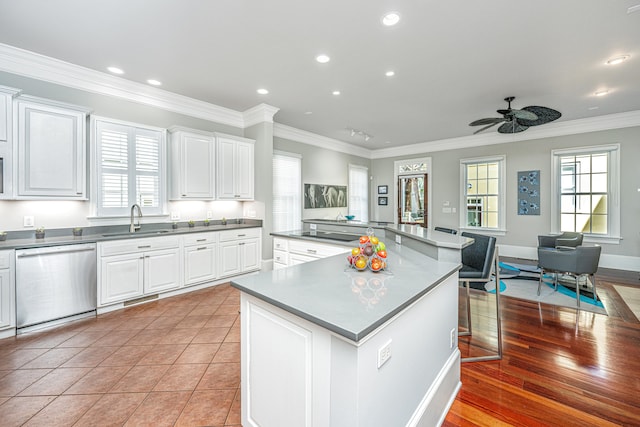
144,248,181,294
0,92,10,144
171,131,215,200
16,99,86,198
217,138,236,199
100,254,144,305
184,243,216,286
241,238,261,272
219,241,241,278
235,140,254,199
0,270,13,329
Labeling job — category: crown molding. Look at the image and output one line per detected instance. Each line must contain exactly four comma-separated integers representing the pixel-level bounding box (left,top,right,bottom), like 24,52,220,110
273,123,372,159
243,103,280,127
0,43,247,127
370,110,640,159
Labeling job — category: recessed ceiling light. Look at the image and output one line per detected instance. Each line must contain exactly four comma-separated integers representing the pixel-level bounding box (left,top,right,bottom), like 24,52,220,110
332,90,341,95
107,66,124,75
594,90,609,97
256,88,269,95
588,106,600,110
382,12,401,26
316,54,330,63
605,55,630,65
304,111,313,115
147,79,162,86
385,70,395,77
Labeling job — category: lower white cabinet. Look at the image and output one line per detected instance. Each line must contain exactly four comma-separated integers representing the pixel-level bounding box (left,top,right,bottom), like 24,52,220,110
0,250,15,331
183,232,218,286
219,228,261,278
99,236,181,306
273,236,350,269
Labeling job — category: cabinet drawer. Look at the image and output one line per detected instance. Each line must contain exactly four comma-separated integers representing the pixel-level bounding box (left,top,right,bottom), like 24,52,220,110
0,251,11,269
273,249,288,265
219,227,261,242
273,237,288,251
100,236,180,256
183,232,218,246
289,239,349,259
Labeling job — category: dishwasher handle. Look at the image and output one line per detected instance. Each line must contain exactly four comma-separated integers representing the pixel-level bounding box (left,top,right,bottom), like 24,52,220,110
17,245,96,258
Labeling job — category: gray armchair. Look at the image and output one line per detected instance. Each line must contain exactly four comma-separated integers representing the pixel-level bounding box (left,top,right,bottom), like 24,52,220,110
537,245,602,308
538,232,583,249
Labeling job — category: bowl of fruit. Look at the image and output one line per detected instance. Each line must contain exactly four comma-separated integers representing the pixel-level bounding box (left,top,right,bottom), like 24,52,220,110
346,229,388,273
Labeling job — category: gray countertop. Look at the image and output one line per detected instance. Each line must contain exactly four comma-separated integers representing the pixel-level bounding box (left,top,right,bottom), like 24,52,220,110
0,220,262,250
231,243,460,342
271,229,360,247
386,224,474,249
302,218,391,229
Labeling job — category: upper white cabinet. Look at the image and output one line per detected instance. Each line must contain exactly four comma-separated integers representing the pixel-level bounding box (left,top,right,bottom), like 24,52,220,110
0,86,20,200
169,127,216,200
216,134,254,200
15,95,90,199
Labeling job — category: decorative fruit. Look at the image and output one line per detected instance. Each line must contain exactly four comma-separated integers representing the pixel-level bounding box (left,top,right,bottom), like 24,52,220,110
355,256,368,270
359,235,370,244
370,258,382,271
376,242,386,251
363,244,374,256
377,250,387,258
370,236,379,245
351,247,360,256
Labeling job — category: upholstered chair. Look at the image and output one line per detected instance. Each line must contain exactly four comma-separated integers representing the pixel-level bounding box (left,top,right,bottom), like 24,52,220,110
537,232,583,249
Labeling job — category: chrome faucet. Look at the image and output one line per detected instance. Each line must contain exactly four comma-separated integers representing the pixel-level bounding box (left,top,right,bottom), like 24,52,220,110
130,204,142,233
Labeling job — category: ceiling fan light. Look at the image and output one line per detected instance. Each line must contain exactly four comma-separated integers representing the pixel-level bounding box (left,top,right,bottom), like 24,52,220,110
595,90,609,97
382,12,400,26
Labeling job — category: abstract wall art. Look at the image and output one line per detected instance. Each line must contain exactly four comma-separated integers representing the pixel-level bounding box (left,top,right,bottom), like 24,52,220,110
518,170,540,215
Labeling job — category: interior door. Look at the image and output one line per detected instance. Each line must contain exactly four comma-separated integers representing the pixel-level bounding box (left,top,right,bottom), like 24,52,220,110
397,174,428,227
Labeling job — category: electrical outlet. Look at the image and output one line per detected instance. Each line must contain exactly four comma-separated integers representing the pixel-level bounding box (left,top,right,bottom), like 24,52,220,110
450,328,456,349
23,216,35,227
395,235,402,244
310,223,317,230
377,340,392,368
206,211,213,219
170,212,180,221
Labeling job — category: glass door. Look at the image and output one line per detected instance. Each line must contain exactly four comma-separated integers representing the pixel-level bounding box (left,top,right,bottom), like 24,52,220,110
397,174,427,227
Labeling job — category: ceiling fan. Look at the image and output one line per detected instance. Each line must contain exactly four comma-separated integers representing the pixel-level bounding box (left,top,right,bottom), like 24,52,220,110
469,96,561,134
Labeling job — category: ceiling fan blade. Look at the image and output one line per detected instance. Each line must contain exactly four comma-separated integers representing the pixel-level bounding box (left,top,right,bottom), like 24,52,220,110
511,109,538,120
517,106,561,126
469,117,504,126
497,109,510,115
473,120,504,134
498,121,529,134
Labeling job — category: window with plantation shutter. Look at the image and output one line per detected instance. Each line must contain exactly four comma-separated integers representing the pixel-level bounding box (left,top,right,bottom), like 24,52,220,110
94,117,165,217
272,151,301,232
349,164,369,222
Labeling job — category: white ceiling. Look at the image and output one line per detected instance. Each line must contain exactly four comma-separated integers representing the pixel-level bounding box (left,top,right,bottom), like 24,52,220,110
1,0,639,149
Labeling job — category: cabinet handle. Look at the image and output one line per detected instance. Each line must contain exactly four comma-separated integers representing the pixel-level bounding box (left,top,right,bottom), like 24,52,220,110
138,245,151,249
234,195,241,198
307,249,317,254
197,247,208,251
276,256,281,261
182,194,187,196
239,242,245,246
196,239,207,242
237,234,246,237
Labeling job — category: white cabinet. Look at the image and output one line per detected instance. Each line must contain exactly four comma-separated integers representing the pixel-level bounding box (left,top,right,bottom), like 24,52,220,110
272,236,350,269
216,134,254,200
169,127,216,200
15,95,89,199
183,232,218,286
0,86,20,200
0,250,15,331
98,236,181,306
219,228,262,278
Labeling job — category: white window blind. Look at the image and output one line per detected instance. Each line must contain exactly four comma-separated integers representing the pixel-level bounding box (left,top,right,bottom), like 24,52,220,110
349,164,369,222
273,152,301,232
95,118,164,217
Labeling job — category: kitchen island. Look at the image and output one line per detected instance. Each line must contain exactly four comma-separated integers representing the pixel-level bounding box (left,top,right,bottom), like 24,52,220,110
231,243,461,427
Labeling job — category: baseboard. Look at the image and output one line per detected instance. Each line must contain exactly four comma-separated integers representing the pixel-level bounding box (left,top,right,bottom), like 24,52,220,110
498,244,640,272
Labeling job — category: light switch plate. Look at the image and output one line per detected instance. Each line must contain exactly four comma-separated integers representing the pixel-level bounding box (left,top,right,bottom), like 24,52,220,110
170,212,180,221
23,216,35,227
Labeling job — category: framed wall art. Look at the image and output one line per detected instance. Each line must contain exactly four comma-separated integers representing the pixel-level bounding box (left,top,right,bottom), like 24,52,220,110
378,196,388,206
303,184,347,209
378,185,388,194
518,170,540,215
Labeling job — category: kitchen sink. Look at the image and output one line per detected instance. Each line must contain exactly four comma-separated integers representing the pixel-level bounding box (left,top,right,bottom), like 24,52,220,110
102,230,171,237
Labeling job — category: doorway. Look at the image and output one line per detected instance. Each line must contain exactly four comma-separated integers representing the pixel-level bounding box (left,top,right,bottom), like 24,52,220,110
398,174,427,227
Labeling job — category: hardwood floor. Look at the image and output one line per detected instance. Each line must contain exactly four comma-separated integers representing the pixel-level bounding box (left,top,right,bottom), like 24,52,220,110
448,269,640,426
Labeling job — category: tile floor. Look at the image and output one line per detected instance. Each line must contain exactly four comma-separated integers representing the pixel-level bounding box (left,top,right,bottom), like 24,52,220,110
0,283,241,426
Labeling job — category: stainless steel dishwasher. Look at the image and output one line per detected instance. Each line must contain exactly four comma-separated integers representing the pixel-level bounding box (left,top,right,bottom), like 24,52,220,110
16,243,97,331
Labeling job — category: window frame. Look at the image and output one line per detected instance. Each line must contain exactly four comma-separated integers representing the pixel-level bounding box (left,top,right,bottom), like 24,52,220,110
272,150,302,233
551,144,620,244
459,155,506,234
348,163,369,222
90,115,167,220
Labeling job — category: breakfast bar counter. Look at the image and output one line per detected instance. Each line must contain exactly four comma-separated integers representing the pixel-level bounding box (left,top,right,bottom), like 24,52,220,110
231,244,461,427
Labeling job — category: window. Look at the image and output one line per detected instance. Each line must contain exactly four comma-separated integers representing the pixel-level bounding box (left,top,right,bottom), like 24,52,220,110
273,151,301,232
552,145,620,240
93,117,165,217
349,164,369,222
460,156,505,231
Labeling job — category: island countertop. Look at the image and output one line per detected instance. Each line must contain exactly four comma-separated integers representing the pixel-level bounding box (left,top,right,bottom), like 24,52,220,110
231,243,460,342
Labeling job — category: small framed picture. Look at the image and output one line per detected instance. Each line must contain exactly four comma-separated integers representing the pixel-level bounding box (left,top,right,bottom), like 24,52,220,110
378,196,388,206
377,185,388,194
